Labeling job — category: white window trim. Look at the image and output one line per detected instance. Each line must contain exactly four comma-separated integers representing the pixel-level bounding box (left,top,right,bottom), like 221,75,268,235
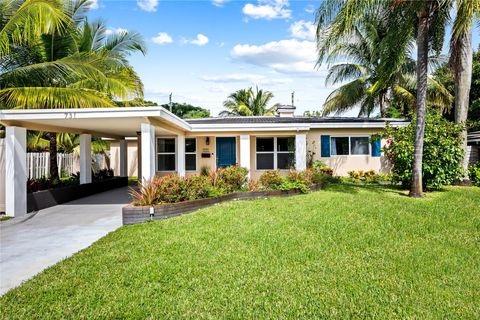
157,136,177,172
255,136,295,171
185,137,198,172
330,135,371,157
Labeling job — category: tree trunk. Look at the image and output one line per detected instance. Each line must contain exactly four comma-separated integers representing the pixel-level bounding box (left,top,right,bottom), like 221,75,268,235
451,28,473,178
410,9,430,198
379,92,386,117
49,132,59,181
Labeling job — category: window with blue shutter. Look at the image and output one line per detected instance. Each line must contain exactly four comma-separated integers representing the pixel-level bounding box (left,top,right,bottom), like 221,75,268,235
320,135,330,157
371,139,381,157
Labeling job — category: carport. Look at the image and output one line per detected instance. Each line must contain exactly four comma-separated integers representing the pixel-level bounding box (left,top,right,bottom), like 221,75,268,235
0,107,191,217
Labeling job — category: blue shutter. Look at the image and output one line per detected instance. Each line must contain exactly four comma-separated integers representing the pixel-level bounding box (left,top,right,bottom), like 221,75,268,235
320,135,330,157
371,139,381,157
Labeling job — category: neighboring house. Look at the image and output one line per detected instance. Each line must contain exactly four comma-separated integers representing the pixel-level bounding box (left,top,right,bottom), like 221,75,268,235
0,105,408,217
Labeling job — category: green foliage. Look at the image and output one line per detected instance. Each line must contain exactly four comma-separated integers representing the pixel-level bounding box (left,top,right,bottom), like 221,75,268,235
161,102,210,119
218,166,248,191
259,170,284,189
220,86,278,116
278,181,310,194
345,170,391,184
383,113,464,189
184,175,213,200
468,163,480,187
3,185,480,319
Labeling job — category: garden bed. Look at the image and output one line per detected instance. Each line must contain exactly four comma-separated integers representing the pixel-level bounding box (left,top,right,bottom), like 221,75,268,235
27,176,128,212
123,182,323,225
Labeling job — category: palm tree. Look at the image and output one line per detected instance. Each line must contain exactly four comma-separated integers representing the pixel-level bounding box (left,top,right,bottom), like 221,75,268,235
320,11,452,117
316,0,451,197
449,0,479,177
0,0,146,180
220,87,279,116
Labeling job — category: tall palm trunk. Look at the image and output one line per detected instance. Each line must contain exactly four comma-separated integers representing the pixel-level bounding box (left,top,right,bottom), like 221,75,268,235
451,28,473,178
410,8,430,197
49,132,59,181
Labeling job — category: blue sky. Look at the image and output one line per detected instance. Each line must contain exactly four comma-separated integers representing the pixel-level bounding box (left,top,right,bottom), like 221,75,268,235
87,0,479,117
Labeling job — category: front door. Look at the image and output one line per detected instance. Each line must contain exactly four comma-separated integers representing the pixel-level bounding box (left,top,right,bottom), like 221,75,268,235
216,137,236,168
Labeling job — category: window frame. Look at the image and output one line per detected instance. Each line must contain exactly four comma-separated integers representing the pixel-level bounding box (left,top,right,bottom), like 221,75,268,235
329,135,371,157
185,137,198,172
255,136,295,171
156,136,177,172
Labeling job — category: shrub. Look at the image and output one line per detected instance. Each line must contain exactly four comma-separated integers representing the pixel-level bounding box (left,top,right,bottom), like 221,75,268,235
312,160,327,170
130,177,162,206
218,166,248,191
469,163,480,187
93,168,114,181
382,112,464,189
278,181,310,194
156,174,186,203
248,179,260,191
184,175,213,200
287,169,312,185
259,170,284,189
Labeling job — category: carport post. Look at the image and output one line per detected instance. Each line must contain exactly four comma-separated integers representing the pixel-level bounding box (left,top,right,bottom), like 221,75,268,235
177,134,185,177
240,135,251,178
295,133,307,171
119,139,128,177
5,126,27,217
80,134,92,184
141,123,155,181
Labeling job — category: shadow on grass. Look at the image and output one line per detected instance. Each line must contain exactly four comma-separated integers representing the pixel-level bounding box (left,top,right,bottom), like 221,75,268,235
323,182,408,197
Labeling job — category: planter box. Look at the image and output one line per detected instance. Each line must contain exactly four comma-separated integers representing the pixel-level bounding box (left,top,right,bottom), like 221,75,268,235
27,177,128,212
122,182,323,225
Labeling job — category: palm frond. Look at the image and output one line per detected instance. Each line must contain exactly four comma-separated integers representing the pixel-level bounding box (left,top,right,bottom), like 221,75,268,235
0,87,115,109
322,77,368,116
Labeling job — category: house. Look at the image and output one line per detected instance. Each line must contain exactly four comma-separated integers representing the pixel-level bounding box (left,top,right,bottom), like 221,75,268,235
0,106,408,217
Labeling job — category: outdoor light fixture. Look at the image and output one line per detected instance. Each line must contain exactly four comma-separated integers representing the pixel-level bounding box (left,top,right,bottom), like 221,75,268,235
149,206,155,220
206,137,210,145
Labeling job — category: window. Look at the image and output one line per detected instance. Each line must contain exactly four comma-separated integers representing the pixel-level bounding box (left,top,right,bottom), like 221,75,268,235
256,137,275,170
256,137,295,170
157,138,176,171
350,137,369,155
330,136,370,156
185,138,197,171
276,137,295,169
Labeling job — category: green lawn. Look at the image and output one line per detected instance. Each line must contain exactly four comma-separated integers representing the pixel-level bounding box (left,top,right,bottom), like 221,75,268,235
1,185,479,319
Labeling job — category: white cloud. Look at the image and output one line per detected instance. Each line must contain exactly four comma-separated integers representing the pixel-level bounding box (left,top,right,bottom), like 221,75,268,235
201,73,292,86
305,4,315,14
190,34,209,46
212,0,228,7
88,0,99,9
242,0,291,20
152,32,173,45
137,0,158,12
289,20,316,41
105,27,128,35
231,39,325,76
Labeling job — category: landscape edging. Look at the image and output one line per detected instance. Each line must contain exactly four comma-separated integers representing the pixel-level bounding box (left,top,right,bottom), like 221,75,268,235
122,182,323,225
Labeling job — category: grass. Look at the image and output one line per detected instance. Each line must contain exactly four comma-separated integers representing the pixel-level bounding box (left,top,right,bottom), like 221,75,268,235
1,184,479,319
0,215,12,221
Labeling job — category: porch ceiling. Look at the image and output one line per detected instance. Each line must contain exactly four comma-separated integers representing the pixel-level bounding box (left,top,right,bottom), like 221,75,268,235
0,107,191,139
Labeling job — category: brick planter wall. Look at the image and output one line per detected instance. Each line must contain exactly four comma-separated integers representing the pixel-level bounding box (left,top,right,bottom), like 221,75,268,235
122,183,323,225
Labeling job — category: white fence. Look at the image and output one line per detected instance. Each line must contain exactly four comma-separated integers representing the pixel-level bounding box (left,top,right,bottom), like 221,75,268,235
26,152,108,179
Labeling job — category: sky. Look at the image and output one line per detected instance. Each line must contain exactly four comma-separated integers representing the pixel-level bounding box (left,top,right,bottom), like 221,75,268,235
87,0,480,117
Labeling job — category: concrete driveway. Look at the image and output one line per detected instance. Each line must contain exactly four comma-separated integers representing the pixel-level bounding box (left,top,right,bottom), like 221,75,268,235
0,187,131,295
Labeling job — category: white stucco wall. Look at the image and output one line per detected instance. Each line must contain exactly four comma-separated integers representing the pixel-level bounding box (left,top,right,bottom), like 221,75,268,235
110,140,138,177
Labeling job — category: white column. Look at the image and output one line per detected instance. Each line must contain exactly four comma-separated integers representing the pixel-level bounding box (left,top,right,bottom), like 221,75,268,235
80,134,92,184
295,133,307,171
141,123,155,181
177,134,185,177
240,135,251,178
119,139,128,177
5,127,27,216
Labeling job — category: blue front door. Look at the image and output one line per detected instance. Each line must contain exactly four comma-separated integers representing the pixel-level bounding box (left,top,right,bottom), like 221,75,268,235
216,137,236,168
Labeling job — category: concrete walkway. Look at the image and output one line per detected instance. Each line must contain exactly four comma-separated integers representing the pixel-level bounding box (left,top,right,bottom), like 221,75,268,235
0,187,131,295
